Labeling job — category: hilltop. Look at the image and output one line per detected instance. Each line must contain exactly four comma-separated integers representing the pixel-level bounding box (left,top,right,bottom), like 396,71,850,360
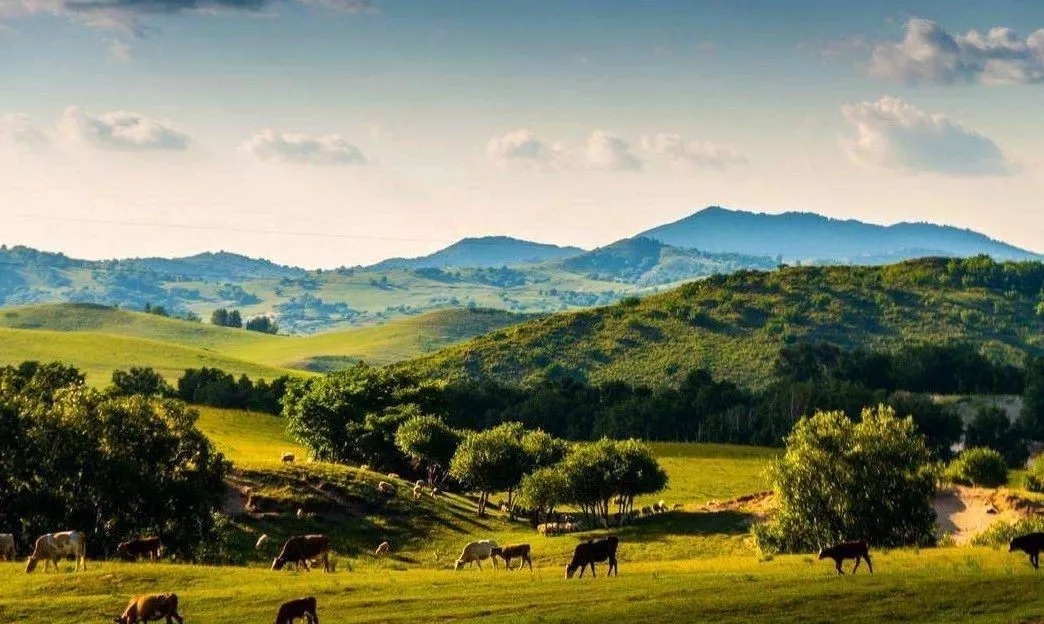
399,257,1044,388
369,235,584,269
639,207,1041,264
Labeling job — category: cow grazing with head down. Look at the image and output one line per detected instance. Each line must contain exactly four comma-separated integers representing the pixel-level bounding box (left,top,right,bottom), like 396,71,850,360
566,536,618,579
1009,533,1044,569
0,534,15,561
26,530,86,573
818,540,872,575
114,593,183,624
275,596,319,624
272,535,331,573
454,540,498,570
491,544,532,571
116,537,162,562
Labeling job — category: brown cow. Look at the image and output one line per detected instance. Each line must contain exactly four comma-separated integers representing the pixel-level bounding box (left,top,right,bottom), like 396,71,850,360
272,535,331,573
275,596,319,624
114,593,183,624
116,537,162,561
818,540,873,575
490,544,532,571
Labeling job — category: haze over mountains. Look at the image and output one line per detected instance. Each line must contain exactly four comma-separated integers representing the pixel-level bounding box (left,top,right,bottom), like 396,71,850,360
0,206,1039,333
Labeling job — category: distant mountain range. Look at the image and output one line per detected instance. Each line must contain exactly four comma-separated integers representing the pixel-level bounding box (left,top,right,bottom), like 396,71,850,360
1,206,1039,333
638,207,1040,263
369,236,585,270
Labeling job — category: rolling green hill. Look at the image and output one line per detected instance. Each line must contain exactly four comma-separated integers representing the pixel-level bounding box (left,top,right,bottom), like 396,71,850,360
0,303,530,383
399,258,1044,388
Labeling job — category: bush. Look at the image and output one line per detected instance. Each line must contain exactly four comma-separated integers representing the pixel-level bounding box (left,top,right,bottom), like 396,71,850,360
756,405,937,554
970,517,1044,547
1025,457,1044,493
945,447,1008,488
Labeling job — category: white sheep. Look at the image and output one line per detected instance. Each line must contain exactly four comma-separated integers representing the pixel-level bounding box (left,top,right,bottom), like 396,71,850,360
377,481,397,496
374,541,391,556
412,484,424,500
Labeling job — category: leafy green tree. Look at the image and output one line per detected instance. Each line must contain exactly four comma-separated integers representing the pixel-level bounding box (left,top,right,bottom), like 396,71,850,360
613,438,668,522
945,447,1008,488
1021,357,1044,441
395,413,462,485
558,438,620,524
887,392,963,461
965,406,1028,468
245,315,279,334
228,309,243,328
449,422,527,516
518,467,570,524
757,405,936,553
109,367,172,398
521,428,567,471
210,308,229,327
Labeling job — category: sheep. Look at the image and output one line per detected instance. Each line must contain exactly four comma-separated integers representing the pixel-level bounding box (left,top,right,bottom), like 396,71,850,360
281,453,295,464
296,508,305,520
430,487,441,497
377,481,396,496
500,504,511,515
374,541,391,557
415,480,425,487
360,464,370,472
657,500,667,513
640,506,653,516
255,534,271,550
412,484,424,500
387,473,400,480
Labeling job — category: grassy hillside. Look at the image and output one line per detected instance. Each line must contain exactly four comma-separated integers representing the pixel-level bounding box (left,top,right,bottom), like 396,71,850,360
0,304,529,382
400,259,1044,388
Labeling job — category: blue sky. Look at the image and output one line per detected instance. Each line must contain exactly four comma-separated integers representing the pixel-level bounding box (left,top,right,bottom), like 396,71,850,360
2,0,1043,266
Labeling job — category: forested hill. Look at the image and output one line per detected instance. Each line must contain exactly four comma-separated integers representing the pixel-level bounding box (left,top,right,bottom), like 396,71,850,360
398,257,1044,388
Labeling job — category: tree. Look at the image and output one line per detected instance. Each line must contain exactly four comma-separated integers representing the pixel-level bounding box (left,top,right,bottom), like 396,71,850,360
887,392,963,461
1021,357,1044,441
613,439,668,523
228,309,243,328
245,316,279,334
965,406,1028,468
449,423,527,516
559,439,621,525
110,367,172,398
395,414,462,485
210,308,229,327
945,447,1008,488
521,429,567,472
756,405,936,553
518,467,570,525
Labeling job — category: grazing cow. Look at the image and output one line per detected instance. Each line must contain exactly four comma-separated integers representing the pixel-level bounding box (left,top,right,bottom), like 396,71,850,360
454,540,498,570
116,537,162,562
114,593,183,624
491,544,532,571
256,534,271,550
566,536,619,579
282,453,295,464
26,531,87,573
1009,533,1044,569
275,597,319,624
0,533,15,561
272,535,331,573
377,481,396,496
818,540,873,575
374,541,390,556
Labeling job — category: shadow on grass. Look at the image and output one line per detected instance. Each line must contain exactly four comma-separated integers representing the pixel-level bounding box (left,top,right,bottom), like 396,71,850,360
616,510,755,544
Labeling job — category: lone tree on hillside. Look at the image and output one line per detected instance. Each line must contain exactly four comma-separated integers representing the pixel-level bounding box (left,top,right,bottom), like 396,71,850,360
755,405,937,554
395,413,461,485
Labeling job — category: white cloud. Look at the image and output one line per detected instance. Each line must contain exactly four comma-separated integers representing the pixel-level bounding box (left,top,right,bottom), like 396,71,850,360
583,130,642,171
62,106,190,151
106,38,130,62
871,18,1044,85
486,129,559,167
241,129,367,165
487,129,641,171
0,113,50,146
639,133,746,170
841,96,1013,177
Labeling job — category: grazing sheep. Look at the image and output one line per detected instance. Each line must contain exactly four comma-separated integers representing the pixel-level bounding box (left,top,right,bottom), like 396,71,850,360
114,593,183,624
415,480,425,487
1009,533,1044,569
377,481,396,496
387,473,399,480
657,500,667,513
281,453,295,464
430,487,441,497
275,596,319,624
454,540,498,570
374,541,391,557
491,544,532,571
818,540,872,575
256,534,271,550
500,504,511,515
641,506,653,516
412,484,424,500
360,464,370,472
296,508,305,520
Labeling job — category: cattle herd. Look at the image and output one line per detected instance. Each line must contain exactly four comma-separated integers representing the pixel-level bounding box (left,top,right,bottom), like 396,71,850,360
6,526,1044,621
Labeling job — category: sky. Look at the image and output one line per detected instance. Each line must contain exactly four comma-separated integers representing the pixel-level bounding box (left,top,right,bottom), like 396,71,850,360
1,0,1044,268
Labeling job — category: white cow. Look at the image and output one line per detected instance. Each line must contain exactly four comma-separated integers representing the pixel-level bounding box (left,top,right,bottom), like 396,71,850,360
454,540,498,571
25,530,87,573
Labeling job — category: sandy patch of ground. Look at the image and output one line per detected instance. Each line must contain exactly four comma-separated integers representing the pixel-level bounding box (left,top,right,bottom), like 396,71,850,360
934,486,1043,544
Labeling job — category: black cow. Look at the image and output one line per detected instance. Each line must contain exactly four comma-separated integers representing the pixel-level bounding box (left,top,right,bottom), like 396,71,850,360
565,536,618,579
818,540,872,575
1009,533,1044,569
275,596,319,624
116,537,162,562
272,535,331,573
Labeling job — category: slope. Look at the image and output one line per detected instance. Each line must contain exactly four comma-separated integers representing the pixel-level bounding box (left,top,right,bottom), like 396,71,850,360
369,235,584,270
399,258,1044,388
640,206,1041,263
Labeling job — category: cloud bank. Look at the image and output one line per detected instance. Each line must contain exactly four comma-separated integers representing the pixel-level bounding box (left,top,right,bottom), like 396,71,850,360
62,106,190,150
241,129,367,165
841,96,1013,177
871,18,1044,85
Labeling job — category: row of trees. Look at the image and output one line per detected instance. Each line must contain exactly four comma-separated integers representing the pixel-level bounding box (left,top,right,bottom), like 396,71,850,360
210,308,279,334
108,366,291,415
0,362,229,560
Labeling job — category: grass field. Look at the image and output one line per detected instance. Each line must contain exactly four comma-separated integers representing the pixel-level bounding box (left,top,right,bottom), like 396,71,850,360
0,304,528,384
